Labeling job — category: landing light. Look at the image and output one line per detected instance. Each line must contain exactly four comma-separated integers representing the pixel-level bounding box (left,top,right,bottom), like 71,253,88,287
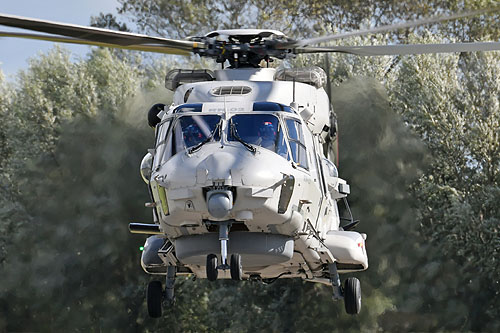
140,152,153,184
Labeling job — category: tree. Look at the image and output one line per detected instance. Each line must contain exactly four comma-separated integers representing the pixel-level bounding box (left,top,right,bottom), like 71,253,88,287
90,12,130,32
388,36,500,331
0,47,166,331
114,0,500,39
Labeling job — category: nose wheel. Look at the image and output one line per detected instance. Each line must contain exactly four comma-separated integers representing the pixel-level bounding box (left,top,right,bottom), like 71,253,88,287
230,253,242,280
206,253,242,281
206,253,218,281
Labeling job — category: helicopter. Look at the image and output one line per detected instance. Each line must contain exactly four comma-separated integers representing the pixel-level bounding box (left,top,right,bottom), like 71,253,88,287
1,9,499,319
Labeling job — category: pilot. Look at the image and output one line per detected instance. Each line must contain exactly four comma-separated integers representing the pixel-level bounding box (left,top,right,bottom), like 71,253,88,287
183,123,203,147
257,121,276,150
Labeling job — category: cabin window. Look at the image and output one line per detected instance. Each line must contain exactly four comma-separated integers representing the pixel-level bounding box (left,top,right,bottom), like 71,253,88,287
285,118,308,169
228,114,288,158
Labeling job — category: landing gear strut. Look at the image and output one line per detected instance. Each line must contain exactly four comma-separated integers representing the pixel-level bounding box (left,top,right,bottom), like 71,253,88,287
146,266,176,318
218,221,230,270
328,263,343,300
165,266,176,305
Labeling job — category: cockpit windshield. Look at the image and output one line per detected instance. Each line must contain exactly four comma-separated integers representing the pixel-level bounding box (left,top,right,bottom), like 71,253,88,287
228,114,288,158
157,113,294,164
173,115,221,153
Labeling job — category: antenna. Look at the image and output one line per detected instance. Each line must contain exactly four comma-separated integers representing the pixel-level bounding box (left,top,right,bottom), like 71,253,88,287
223,94,228,120
290,77,298,111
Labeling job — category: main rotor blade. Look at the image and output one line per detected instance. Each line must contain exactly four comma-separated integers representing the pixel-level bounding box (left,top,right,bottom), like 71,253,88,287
0,31,192,55
0,13,198,55
294,7,500,47
295,42,500,56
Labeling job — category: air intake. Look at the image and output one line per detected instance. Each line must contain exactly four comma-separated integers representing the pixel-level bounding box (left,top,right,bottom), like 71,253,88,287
211,86,252,96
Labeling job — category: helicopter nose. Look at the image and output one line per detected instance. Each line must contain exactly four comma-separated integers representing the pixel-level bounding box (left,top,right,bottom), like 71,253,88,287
207,190,233,219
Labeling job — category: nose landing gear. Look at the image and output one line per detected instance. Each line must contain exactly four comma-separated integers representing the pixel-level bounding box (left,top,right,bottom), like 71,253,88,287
205,221,243,281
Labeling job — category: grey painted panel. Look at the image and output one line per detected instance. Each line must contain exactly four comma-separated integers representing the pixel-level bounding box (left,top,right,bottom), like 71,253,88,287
175,232,294,267
141,236,166,268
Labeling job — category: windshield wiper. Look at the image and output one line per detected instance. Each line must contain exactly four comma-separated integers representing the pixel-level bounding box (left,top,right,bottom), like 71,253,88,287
188,119,222,154
230,120,256,154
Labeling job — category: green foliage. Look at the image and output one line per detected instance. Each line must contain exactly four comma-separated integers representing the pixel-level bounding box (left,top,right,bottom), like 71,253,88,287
388,40,500,331
116,0,500,39
1,115,150,331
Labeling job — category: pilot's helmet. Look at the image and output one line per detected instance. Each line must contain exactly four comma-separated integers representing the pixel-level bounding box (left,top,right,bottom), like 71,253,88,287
183,123,202,146
258,121,275,140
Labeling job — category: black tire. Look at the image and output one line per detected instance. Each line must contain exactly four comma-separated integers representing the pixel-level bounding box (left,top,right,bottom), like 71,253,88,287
344,277,361,315
206,254,218,281
147,281,163,318
230,253,242,280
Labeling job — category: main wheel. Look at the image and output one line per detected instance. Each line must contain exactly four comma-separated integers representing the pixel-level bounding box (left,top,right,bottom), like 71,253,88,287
344,277,361,315
230,253,242,280
206,254,218,281
147,280,163,318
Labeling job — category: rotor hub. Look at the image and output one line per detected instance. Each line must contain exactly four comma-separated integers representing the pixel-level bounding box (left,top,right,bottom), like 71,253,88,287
190,29,295,68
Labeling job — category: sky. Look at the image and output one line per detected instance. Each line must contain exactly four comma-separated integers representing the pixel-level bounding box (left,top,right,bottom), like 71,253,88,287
0,0,120,79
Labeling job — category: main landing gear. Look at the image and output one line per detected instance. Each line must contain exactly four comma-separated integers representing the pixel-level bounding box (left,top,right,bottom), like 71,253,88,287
206,221,242,281
146,266,176,318
328,263,362,315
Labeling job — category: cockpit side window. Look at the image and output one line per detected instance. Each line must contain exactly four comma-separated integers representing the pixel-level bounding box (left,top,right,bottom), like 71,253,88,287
276,123,289,159
153,120,170,169
228,114,288,158
285,118,308,169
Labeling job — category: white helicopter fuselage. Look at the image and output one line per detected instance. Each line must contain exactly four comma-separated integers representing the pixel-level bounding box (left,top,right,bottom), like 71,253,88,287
141,67,367,282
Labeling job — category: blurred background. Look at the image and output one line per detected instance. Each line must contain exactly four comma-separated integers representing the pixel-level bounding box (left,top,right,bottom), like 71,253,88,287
0,1,499,331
